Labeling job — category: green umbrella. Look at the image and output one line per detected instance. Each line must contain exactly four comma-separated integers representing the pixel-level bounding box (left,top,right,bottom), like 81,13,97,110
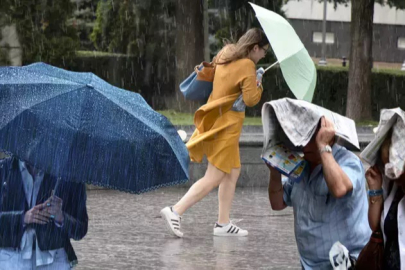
250,3,317,102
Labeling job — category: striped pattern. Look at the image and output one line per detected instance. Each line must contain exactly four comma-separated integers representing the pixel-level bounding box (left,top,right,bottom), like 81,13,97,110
214,223,243,235
283,144,371,269
171,218,181,231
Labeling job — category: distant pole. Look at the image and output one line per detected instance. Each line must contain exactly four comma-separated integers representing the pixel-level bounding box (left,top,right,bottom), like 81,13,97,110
319,0,328,66
203,0,210,62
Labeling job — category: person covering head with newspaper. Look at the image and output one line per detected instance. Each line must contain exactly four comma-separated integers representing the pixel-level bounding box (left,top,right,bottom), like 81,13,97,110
361,108,405,270
263,98,370,269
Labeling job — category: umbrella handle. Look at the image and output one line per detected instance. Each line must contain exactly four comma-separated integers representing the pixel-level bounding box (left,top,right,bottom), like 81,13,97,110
264,61,279,73
53,177,61,197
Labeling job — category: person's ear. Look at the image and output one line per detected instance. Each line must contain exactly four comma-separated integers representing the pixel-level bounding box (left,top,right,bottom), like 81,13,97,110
252,44,259,52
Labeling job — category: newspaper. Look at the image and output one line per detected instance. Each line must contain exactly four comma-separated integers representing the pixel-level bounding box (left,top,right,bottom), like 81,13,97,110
360,108,405,179
261,98,360,154
262,144,304,175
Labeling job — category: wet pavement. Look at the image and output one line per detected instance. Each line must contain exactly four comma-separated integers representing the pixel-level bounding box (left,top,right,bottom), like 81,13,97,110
73,187,301,270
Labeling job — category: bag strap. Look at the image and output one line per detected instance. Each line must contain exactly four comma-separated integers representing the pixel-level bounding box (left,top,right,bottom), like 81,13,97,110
194,49,226,73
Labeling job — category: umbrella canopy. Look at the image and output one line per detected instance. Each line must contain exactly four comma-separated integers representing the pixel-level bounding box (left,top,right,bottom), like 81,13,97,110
250,3,317,102
0,63,189,194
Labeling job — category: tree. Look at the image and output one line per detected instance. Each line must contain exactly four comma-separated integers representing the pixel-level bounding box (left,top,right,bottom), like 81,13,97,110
69,0,98,50
209,0,284,62
346,0,404,120
346,0,374,120
90,0,181,108
172,0,205,111
0,0,79,66
288,0,404,120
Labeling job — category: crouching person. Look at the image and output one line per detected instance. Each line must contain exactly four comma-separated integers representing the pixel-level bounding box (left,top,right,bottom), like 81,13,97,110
267,117,370,269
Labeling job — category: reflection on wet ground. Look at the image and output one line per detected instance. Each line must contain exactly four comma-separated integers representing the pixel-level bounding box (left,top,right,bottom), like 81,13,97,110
73,187,300,270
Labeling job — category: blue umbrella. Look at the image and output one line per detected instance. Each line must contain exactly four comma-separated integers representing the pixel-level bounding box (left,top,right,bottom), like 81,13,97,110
0,63,189,194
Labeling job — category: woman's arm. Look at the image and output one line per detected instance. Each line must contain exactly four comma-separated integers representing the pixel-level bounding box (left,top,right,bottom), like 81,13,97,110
366,166,384,232
239,60,263,107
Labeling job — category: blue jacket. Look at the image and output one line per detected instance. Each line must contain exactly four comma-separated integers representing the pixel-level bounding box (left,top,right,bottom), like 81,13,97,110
0,157,88,263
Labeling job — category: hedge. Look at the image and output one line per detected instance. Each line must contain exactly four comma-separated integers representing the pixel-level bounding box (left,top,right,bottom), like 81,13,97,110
66,54,405,121
249,65,405,120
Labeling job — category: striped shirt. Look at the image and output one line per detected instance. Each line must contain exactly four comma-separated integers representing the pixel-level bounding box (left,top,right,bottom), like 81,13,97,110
283,144,371,269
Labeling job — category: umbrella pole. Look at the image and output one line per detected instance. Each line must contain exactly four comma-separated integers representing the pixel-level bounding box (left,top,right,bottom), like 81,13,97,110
264,61,279,73
53,177,61,197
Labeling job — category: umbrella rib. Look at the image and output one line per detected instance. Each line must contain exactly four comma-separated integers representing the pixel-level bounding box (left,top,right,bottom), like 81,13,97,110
93,90,170,139
89,88,189,175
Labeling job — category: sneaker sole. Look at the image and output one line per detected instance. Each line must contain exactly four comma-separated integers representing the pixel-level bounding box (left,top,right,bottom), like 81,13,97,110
213,232,248,237
160,209,183,238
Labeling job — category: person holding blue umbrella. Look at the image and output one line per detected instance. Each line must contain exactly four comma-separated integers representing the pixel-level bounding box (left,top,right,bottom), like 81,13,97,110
0,155,88,269
161,28,269,238
0,62,189,194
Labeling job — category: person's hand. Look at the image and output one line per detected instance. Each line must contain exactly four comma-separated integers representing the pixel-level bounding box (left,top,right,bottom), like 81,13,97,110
366,165,383,190
316,117,336,149
266,162,282,178
256,67,265,85
24,203,51,225
266,162,278,173
44,195,64,224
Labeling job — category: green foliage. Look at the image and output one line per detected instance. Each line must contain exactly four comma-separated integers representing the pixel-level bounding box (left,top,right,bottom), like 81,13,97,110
68,54,405,121
157,110,263,125
90,0,176,58
0,0,79,66
209,0,284,62
90,0,117,52
247,66,405,120
69,0,98,50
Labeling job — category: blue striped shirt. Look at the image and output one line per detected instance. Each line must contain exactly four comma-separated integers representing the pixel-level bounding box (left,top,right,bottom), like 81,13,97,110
283,144,371,270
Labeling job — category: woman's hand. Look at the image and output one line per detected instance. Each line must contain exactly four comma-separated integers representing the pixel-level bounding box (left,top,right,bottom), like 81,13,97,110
256,67,265,85
24,203,51,225
44,195,64,224
366,165,383,190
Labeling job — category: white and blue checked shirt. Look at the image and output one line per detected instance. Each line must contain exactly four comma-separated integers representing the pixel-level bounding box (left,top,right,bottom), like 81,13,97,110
283,144,371,270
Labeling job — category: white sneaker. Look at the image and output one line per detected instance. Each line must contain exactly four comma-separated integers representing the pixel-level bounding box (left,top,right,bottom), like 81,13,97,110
160,207,183,238
213,222,248,237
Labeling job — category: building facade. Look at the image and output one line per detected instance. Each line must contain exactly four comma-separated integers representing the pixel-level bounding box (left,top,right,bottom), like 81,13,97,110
283,0,405,63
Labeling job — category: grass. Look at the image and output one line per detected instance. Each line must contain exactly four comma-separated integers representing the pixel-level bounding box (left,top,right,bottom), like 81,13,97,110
157,110,263,126
157,110,194,125
158,110,379,127
75,50,131,57
356,120,379,126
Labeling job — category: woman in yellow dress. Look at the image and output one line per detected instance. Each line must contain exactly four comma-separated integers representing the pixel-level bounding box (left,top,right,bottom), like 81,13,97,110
161,28,269,237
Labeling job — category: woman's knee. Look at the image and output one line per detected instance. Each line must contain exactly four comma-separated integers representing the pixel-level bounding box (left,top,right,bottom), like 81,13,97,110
204,163,226,187
230,167,241,182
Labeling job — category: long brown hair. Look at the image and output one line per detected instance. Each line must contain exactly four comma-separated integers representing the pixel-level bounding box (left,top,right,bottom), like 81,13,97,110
215,28,269,65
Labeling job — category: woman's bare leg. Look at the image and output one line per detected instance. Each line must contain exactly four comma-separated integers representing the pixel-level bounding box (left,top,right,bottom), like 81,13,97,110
217,167,241,224
173,162,226,215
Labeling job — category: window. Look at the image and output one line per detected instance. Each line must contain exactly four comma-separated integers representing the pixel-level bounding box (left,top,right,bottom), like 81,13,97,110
398,37,405,49
313,32,335,44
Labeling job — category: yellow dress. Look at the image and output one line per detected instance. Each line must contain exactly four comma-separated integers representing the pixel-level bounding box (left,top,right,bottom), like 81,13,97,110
186,57,263,174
